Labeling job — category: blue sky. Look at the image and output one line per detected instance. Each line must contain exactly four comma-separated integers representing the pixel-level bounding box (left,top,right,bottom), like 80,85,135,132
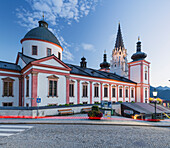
0,0,170,87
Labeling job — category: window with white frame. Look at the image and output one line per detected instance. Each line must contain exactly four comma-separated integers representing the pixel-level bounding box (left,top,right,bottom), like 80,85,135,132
26,75,29,97
94,83,99,97
145,88,147,98
2,77,14,97
131,88,134,98
104,85,108,97
47,75,59,97
119,87,122,98
82,82,88,97
32,45,37,55
47,48,52,56
145,67,147,80
112,87,116,97
125,88,128,98
69,80,75,97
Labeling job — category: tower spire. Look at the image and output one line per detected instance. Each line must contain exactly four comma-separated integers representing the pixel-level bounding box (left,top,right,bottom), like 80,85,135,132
115,23,124,49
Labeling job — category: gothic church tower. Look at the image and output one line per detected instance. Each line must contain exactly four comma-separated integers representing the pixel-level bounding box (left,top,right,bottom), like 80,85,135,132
110,23,128,77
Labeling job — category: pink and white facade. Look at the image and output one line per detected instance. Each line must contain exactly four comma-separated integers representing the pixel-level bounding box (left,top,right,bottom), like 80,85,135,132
0,20,150,107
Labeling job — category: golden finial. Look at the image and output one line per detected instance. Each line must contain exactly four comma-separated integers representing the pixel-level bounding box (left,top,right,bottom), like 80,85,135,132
104,50,106,54
42,12,44,20
138,36,140,41
118,21,120,25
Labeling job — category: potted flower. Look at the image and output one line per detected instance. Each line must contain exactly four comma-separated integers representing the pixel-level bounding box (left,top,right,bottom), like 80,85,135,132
88,105,103,120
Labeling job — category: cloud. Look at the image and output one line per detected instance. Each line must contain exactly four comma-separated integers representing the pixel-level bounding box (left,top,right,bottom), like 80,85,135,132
81,43,96,51
16,0,101,61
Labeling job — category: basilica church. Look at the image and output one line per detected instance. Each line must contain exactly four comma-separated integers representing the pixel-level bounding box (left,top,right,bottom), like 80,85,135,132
0,19,150,107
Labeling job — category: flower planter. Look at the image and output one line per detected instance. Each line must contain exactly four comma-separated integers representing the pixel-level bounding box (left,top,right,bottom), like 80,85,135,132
88,117,102,120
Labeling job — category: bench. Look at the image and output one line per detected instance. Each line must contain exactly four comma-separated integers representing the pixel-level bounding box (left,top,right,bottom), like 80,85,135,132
58,109,74,115
81,107,91,113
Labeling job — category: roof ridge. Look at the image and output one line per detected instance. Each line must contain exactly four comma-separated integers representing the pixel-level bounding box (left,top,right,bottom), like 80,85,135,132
0,60,19,65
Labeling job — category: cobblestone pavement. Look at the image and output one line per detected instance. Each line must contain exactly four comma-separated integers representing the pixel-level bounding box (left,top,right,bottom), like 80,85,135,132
0,124,169,148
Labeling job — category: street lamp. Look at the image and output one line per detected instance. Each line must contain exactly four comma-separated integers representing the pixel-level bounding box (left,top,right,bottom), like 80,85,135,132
153,88,158,119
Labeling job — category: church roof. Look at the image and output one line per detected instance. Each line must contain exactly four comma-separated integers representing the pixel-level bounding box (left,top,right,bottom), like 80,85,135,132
66,63,136,84
17,53,136,84
115,23,124,49
21,20,61,47
18,52,36,64
0,61,21,71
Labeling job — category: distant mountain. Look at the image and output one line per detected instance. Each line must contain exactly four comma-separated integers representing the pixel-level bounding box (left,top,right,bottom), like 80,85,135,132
150,86,170,101
156,86,170,91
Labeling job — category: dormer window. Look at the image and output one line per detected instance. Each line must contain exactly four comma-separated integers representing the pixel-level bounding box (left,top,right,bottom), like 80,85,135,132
47,48,51,56
32,46,37,55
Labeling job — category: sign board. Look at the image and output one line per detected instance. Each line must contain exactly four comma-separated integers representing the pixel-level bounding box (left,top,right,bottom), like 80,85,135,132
108,102,112,108
36,98,41,103
124,110,134,115
104,111,111,119
101,101,112,108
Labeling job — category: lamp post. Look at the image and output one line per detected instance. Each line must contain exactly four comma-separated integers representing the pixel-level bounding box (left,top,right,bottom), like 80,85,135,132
153,88,158,119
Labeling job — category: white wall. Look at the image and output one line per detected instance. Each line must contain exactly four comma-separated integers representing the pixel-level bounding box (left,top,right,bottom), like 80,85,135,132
22,40,63,60
130,64,141,83
37,73,66,106
0,76,19,106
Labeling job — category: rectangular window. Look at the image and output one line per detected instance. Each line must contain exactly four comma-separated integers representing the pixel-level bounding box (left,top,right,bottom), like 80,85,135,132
58,52,61,60
49,80,53,96
54,81,57,96
94,85,99,97
112,87,115,97
83,85,88,97
4,82,8,96
119,88,122,97
83,102,87,104
125,89,128,98
49,80,58,97
3,102,13,106
47,48,51,56
131,89,134,98
26,79,29,97
32,46,37,55
145,89,147,98
145,72,147,80
69,84,74,97
104,87,108,97
3,81,13,97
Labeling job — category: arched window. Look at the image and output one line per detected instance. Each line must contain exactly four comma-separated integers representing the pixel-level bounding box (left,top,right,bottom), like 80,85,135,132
112,86,116,97
119,86,123,98
69,80,75,97
82,82,88,97
131,88,134,98
145,88,147,98
94,83,99,97
125,88,128,98
104,84,108,97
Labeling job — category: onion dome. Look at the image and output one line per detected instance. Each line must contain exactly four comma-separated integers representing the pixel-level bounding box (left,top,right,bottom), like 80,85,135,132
100,51,110,69
131,37,147,61
80,56,87,68
21,20,61,47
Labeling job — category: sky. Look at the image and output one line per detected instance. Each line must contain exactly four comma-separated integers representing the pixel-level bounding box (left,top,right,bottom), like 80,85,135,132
0,0,170,87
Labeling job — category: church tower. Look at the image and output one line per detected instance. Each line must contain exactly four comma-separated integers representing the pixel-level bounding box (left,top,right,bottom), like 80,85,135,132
110,23,128,77
128,37,150,103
